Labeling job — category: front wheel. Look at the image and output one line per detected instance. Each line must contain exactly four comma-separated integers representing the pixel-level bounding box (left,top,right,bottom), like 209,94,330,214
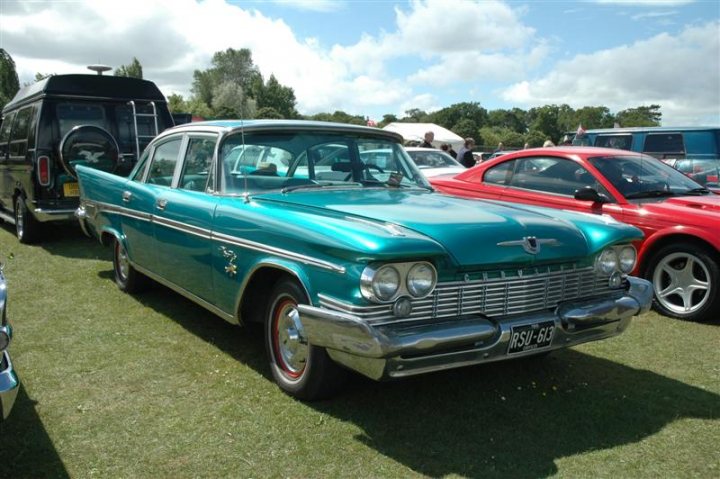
264,279,346,400
112,238,148,293
645,242,720,322
14,196,41,244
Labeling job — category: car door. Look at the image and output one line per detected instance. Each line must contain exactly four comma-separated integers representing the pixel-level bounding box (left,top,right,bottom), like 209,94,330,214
122,135,184,275
499,156,625,219
152,133,218,302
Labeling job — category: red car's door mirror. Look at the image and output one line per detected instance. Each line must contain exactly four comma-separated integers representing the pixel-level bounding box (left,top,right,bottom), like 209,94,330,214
574,187,608,203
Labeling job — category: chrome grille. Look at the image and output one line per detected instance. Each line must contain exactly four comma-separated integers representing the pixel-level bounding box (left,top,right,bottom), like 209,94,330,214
320,265,615,326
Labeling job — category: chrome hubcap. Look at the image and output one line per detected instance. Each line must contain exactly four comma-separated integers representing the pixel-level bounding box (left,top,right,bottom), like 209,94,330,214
274,299,308,376
116,243,130,281
653,252,710,315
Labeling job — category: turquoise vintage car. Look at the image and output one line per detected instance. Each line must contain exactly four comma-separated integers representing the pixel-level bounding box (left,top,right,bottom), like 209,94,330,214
0,265,19,419
76,120,653,399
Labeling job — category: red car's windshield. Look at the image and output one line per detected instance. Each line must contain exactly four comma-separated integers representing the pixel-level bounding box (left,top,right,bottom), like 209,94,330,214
589,155,709,199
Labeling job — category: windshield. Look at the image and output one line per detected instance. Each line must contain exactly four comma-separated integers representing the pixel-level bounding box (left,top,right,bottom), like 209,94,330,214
588,154,707,198
219,131,431,195
406,150,461,169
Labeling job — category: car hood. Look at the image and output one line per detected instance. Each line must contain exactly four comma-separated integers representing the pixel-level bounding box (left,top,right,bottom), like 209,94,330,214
258,189,641,268
638,195,720,222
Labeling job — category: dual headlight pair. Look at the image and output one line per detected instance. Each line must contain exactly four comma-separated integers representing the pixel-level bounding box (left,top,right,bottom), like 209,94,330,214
596,244,637,288
361,261,437,303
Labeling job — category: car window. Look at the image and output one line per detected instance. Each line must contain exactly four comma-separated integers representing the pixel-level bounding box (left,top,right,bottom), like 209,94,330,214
408,150,460,169
595,134,633,150
219,131,428,195
147,138,182,186
56,103,107,138
9,106,33,157
481,160,516,185
643,133,685,159
130,148,151,181
179,136,216,192
0,111,15,158
508,157,609,197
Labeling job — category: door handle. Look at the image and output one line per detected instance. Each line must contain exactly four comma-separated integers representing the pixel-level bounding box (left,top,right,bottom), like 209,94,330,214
122,191,133,203
156,199,168,211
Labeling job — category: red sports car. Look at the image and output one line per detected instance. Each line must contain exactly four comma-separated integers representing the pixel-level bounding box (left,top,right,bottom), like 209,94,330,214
431,146,720,322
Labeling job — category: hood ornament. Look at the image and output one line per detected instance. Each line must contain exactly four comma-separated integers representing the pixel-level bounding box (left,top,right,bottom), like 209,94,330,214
497,236,558,255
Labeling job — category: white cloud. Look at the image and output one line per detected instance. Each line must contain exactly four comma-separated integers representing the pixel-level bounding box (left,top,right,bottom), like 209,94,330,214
270,0,343,12
593,0,694,5
500,21,720,125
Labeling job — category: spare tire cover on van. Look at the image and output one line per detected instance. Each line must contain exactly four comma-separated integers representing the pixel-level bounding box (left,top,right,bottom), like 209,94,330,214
59,125,120,178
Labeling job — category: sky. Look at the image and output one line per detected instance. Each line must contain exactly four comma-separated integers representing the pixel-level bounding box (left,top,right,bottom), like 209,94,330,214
1,0,718,125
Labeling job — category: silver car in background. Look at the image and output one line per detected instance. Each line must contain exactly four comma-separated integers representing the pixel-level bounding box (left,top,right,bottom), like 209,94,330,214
404,147,466,177
0,265,18,420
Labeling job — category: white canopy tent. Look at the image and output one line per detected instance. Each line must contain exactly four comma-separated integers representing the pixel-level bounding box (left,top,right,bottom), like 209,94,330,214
382,122,464,150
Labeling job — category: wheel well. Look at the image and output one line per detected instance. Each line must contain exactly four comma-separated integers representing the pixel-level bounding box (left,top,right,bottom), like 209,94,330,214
100,231,116,247
239,268,300,325
639,234,720,277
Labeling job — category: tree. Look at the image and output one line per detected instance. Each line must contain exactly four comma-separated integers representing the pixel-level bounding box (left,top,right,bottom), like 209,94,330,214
429,102,488,131
192,48,261,109
0,49,20,110
527,105,563,144
167,93,188,113
615,105,662,127
114,57,143,78
486,108,526,133
570,106,615,130
401,109,428,122
253,74,298,119
255,107,283,119
379,114,398,127
211,81,256,119
452,118,479,140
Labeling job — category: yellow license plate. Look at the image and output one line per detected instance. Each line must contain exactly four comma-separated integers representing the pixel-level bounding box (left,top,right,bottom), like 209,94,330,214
63,182,79,197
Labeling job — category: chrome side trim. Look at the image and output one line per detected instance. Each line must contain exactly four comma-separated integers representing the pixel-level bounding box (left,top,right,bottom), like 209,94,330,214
83,199,345,274
132,263,237,324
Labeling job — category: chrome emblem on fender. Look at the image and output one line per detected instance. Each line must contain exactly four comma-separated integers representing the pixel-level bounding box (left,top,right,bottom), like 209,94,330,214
220,246,238,277
497,236,559,255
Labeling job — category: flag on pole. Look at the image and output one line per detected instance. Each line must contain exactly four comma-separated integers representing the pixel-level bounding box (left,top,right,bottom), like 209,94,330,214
576,124,586,138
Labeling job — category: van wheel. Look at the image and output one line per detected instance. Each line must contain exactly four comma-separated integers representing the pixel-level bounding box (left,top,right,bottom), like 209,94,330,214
14,196,41,244
645,242,720,322
112,238,148,293
264,279,346,400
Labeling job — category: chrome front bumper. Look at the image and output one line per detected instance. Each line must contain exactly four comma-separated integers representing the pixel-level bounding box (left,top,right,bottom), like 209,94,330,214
1,324,19,420
298,276,653,380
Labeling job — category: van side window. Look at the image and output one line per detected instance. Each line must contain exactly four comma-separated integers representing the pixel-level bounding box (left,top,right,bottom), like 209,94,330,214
595,134,632,150
0,111,16,158
9,106,34,157
644,133,685,159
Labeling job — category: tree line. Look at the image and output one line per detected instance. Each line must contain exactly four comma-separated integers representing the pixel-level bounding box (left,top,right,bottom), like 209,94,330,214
0,47,662,148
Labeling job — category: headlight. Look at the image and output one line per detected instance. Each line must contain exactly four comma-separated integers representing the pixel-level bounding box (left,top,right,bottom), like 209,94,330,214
618,245,637,273
371,265,401,301
406,262,437,298
597,248,618,274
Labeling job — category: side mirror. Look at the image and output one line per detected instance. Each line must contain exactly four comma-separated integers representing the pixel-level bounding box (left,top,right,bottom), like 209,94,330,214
574,187,608,203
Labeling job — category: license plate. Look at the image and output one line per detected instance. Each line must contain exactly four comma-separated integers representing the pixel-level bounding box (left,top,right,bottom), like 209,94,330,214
508,321,555,354
63,182,79,197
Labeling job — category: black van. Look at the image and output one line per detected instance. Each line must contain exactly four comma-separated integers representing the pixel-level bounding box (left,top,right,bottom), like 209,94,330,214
0,74,173,243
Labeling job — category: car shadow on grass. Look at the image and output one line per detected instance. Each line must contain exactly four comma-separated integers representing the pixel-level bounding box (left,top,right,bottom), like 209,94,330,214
0,222,108,261
0,385,70,478
108,279,720,477
312,350,720,477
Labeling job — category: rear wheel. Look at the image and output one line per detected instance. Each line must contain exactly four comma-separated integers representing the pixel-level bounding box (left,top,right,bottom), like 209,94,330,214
264,279,346,400
14,196,41,244
645,242,720,322
112,238,148,293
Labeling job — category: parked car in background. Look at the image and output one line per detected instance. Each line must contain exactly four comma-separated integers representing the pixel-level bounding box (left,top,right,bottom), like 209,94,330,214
404,147,465,177
0,265,18,420
662,157,720,192
0,74,173,243
430,146,720,322
76,120,652,399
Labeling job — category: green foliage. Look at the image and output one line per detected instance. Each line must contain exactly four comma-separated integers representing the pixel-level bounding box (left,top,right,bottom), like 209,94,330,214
305,110,366,125
429,102,487,131
114,57,143,79
452,118,479,140
211,81,256,119
255,106,283,119
167,93,187,114
0,49,20,109
401,108,428,122
528,105,564,144
253,74,298,119
615,105,662,127
380,114,398,127
486,108,526,133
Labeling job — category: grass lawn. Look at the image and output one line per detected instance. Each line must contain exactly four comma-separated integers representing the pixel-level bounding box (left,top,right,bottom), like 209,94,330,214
0,224,718,478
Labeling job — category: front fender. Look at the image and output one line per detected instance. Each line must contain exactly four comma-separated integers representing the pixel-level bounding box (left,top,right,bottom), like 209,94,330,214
638,224,720,268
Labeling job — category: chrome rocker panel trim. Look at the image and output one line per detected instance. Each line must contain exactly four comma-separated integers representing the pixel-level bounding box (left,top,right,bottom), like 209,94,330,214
298,276,653,380
0,324,19,420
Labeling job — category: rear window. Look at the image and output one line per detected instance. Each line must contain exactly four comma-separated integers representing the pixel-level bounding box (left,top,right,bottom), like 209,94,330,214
595,135,632,150
644,133,685,158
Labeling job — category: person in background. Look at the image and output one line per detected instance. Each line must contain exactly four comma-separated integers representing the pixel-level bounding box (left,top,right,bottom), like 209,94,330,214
543,139,555,147
441,143,457,159
420,131,435,148
523,142,530,149
493,142,504,153
456,137,476,168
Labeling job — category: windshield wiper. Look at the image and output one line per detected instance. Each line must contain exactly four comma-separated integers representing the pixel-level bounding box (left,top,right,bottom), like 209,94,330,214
624,190,676,199
681,187,711,195
281,183,362,193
